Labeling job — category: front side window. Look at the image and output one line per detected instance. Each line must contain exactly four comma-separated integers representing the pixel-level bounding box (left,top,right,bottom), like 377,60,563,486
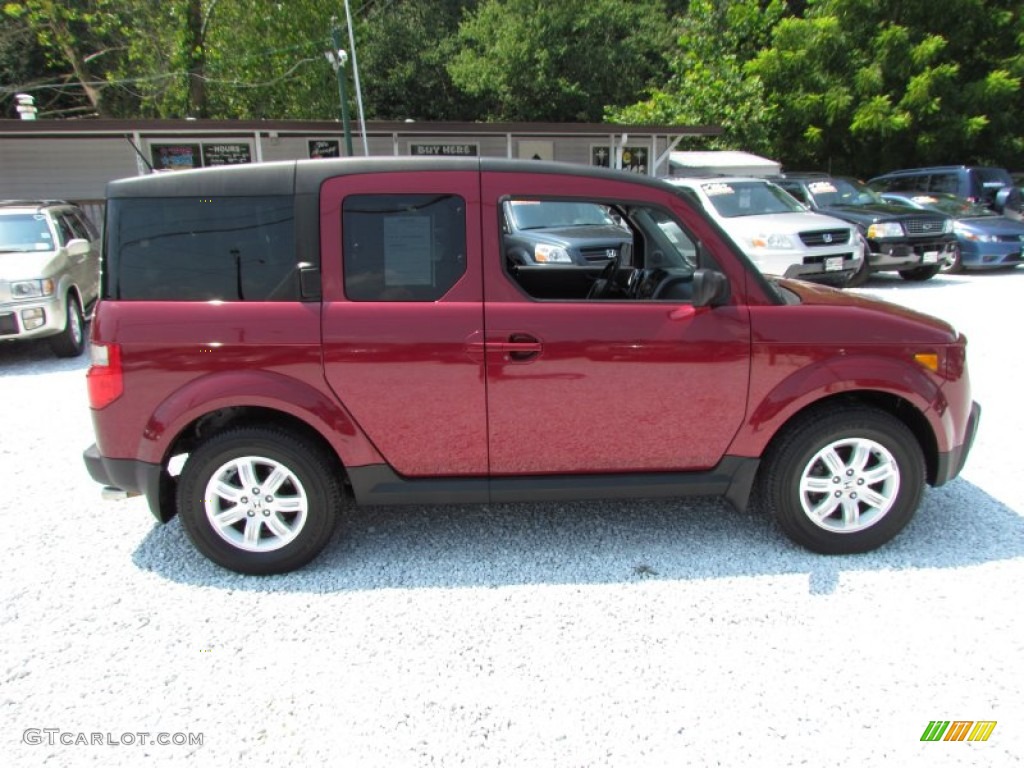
343,194,466,302
111,196,297,301
504,199,701,302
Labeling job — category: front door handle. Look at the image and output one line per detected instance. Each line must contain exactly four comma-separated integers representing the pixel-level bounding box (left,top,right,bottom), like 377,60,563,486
495,333,542,362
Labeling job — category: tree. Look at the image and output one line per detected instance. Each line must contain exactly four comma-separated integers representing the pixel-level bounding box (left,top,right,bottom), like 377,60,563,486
750,0,1024,175
449,0,676,122
2,0,128,117
606,0,784,153
354,0,482,121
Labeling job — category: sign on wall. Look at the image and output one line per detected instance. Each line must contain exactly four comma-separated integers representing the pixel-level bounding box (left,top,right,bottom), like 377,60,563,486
309,139,340,158
410,143,478,157
149,141,253,171
151,144,202,171
202,143,251,165
518,140,554,161
591,145,649,174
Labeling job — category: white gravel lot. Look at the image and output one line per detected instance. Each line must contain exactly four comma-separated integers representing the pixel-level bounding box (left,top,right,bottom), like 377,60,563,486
2,269,1023,767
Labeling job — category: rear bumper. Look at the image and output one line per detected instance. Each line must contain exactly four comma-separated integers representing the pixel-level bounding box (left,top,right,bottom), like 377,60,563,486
83,443,172,522
933,401,981,486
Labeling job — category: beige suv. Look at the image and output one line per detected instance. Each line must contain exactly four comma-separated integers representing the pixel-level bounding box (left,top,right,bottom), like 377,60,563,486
0,200,100,357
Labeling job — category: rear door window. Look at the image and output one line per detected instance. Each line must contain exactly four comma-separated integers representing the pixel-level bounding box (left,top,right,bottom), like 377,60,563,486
342,194,466,301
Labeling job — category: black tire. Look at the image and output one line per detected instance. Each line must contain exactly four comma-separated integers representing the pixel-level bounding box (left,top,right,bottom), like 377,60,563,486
48,294,85,358
940,243,963,274
177,427,343,574
899,265,940,281
757,406,925,554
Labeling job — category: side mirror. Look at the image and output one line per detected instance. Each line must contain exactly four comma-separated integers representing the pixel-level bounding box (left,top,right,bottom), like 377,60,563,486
66,238,91,257
691,268,729,307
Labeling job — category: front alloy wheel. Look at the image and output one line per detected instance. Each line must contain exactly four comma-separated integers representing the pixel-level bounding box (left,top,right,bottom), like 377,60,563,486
758,406,925,554
797,437,900,534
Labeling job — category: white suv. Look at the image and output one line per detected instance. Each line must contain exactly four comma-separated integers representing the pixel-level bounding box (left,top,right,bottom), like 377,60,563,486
0,200,100,357
665,177,864,285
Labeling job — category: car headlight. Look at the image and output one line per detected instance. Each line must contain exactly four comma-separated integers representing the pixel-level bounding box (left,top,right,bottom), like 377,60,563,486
954,224,998,242
942,218,954,234
9,279,55,299
533,244,572,263
750,233,796,249
866,222,904,238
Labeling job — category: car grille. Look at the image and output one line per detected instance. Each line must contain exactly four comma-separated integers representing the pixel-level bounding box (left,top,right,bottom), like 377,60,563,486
0,312,18,336
581,246,618,262
799,229,850,247
905,218,946,236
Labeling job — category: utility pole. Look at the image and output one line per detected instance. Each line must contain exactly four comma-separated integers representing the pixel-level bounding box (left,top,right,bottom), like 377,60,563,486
328,18,354,157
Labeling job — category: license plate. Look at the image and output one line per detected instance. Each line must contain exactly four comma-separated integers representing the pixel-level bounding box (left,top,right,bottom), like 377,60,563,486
824,256,843,271
922,251,939,264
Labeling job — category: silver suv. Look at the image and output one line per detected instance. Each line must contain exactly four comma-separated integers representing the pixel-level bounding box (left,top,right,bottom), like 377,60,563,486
0,200,100,357
664,176,864,285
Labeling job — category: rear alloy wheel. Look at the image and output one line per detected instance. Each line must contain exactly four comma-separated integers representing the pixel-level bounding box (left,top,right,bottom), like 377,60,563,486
48,294,85,358
178,427,343,574
758,407,925,554
899,265,941,281
940,243,963,274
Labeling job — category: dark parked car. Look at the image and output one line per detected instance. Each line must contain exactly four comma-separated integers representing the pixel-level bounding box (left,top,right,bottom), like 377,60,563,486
879,191,1024,273
83,158,979,574
502,199,632,266
775,174,955,284
869,166,1022,218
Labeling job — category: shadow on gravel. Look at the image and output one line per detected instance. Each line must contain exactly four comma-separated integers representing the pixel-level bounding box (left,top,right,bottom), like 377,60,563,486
132,477,1024,594
0,326,91,376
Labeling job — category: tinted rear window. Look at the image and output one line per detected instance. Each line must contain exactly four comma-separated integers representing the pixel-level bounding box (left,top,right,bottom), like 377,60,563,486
108,196,297,300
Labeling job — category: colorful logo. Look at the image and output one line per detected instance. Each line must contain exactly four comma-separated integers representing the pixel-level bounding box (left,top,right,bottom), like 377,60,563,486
921,721,997,742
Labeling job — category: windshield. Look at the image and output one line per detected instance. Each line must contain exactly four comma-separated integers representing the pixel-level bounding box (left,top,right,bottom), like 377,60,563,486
0,213,55,252
806,177,883,208
700,181,803,218
507,200,617,230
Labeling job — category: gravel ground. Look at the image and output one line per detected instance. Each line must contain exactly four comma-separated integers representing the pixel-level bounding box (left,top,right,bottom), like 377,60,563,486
2,269,1023,767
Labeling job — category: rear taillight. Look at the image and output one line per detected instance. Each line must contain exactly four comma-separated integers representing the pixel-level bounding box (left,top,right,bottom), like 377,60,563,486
87,342,123,408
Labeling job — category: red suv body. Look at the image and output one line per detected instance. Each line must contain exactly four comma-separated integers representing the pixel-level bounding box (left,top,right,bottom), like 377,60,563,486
83,158,980,573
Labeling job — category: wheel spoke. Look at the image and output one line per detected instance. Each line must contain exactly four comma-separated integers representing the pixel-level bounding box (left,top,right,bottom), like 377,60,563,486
859,487,891,510
270,496,304,513
212,479,245,504
849,441,873,472
242,517,263,546
264,514,293,540
809,494,841,522
862,463,898,486
820,447,847,476
840,498,861,527
235,459,260,491
211,505,247,527
262,465,290,495
801,475,834,494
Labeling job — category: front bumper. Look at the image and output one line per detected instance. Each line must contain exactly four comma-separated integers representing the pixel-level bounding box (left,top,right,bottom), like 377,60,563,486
867,240,954,271
933,401,982,486
0,294,68,342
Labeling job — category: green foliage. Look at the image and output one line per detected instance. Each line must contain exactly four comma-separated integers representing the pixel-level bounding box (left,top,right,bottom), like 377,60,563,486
750,0,1024,175
606,0,783,154
448,0,676,122
4,0,1022,174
